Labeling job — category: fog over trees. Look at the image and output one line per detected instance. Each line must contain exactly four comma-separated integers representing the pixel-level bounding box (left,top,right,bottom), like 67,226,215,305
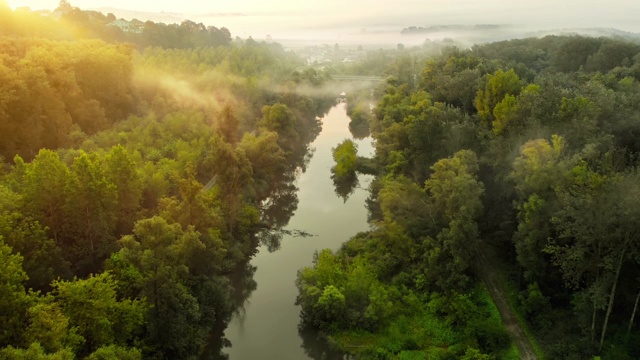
2,1,640,359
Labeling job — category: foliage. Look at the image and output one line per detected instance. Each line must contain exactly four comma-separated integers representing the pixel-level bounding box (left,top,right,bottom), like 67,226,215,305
332,140,358,177
0,6,336,359
52,272,145,356
299,34,640,359
0,38,134,160
5,5,640,358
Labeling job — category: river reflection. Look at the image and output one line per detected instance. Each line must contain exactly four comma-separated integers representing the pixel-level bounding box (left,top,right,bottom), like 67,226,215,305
331,172,359,203
213,103,373,359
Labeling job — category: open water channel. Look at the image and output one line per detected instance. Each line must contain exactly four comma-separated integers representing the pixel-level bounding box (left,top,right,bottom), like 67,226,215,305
221,102,374,359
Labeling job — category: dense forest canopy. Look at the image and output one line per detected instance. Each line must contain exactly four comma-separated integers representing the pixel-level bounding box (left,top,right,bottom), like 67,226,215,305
0,4,336,359
298,34,640,359
3,0,640,359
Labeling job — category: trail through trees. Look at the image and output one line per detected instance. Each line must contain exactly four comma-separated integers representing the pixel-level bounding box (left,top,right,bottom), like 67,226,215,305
476,250,538,360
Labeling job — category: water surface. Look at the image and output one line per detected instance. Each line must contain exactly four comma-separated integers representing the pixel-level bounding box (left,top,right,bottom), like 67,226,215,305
223,103,373,359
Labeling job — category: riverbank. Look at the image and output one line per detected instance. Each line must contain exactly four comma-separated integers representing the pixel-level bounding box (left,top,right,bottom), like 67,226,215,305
221,103,374,359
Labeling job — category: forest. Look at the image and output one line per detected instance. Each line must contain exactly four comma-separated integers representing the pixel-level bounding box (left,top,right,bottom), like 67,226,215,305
3,0,640,359
0,3,335,359
299,35,640,359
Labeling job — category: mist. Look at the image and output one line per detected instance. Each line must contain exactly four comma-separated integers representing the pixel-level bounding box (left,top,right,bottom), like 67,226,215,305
13,0,640,49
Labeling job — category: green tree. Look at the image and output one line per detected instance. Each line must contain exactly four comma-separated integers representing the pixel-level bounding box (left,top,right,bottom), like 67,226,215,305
217,105,240,145
332,139,358,178
422,150,484,291
552,36,602,72
474,69,522,127
510,135,570,281
0,343,74,360
22,150,69,243
461,347,492,360
103,145,142,236
491,94,518,135
202,136,255,235
378,176,431,238
0,212,70,291
63,152,118,274
53,272,145,356
238,130,286,199
23,300,74,355
86,345,142,360
296,249,346,330
110,217,206,359
258,103,299,151
550,171,640,350
0,238,32,347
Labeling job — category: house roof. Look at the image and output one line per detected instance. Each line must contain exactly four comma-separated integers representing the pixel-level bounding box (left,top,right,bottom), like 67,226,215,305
107,19,130,27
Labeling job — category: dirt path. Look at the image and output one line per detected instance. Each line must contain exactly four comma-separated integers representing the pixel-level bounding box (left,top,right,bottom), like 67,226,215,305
476,250,538,360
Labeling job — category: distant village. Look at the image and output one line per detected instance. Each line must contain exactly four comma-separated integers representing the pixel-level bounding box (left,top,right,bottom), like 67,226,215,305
296,44,369,66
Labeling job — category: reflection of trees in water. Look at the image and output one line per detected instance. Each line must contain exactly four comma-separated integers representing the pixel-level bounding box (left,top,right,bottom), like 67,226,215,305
301,146,316,174
260,176,299,229
257,163,302,253
365,177,383,224
258,164,318,253
256,101,329,251
202,262,256,360
349,122,371,140
259,228,316,253
331,171,359,203
299,323,352,360
203,97,335,358
227,262,258,318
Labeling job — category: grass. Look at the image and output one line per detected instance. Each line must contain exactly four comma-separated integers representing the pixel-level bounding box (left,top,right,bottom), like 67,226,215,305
330,286,517,359
483,245,547,360
330,310,459,359
478,285,504,325
330,330,384,356
499,343,520,360
476,285,522,360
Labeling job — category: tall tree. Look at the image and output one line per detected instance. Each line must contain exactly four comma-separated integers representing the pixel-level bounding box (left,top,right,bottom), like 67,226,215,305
551,171,640,351
0,212,70,291
22,150,69,243
0,239,32,347
53,272,144,357
421,150,484,291
103,145,143,236
474,69,522,128
109,217,207,359
63,152,118,274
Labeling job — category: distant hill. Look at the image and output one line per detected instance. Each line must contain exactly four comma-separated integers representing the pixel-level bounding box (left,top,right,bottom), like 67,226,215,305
401,24,504,35
523,27,640,41
400,24,517,46
400,24,640,47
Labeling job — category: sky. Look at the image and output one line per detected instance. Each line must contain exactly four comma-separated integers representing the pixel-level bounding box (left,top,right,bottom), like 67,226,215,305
8,0,640,42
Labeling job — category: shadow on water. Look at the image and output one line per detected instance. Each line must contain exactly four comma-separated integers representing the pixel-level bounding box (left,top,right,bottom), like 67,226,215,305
299,324,351,360
202,261,257,360
204,96,372,360
349,122,371,140
331,171,359,203
259,228,316,253
202,97,333,359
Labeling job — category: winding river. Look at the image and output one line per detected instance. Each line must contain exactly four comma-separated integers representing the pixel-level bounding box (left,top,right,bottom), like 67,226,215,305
222,102,374,359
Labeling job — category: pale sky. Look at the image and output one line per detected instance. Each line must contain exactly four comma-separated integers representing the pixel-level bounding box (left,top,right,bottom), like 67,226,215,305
7,0,640,40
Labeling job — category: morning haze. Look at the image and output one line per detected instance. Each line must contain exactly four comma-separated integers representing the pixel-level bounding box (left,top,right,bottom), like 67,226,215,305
3,0,640,359
9,0,640,46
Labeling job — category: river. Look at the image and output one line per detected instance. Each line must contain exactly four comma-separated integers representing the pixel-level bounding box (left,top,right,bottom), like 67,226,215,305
222,102,374,359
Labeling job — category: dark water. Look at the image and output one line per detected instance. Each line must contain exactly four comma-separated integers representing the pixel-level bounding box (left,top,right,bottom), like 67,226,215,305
221,103,373,359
